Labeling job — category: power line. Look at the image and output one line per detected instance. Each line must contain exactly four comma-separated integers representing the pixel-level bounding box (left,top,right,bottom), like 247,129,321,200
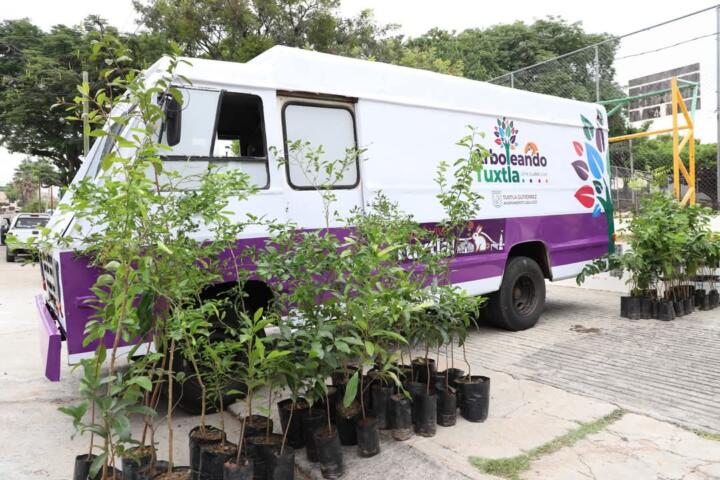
615,32,718,61
489,4,720,82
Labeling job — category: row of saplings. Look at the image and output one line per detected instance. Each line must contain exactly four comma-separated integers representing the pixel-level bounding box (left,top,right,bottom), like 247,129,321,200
193,352,488,480
64,87,492,478
579,192,720,320
72,197,489,480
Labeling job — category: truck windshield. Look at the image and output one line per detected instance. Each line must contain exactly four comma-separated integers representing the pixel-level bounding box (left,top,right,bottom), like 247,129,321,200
14,217,48,228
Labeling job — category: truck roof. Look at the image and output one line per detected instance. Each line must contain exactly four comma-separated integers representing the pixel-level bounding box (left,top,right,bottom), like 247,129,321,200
146,46,605,130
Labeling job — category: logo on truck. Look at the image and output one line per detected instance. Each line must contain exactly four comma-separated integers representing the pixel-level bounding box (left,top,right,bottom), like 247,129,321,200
570,110,616,254
478,117,549,184
570,111,611,218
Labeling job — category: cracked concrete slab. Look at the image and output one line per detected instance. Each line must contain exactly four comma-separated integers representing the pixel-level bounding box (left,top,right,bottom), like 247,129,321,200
523,413,720,480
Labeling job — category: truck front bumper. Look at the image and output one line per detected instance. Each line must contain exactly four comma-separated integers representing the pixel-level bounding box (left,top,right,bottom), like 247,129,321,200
36,294,61,381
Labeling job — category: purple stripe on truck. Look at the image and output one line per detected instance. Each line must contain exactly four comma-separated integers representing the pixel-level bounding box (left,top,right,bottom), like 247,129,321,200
56,211,609,359
36,294,61,381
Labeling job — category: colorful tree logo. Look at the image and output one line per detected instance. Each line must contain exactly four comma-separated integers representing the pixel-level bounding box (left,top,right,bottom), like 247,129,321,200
571,110,615,252
493,117,518,161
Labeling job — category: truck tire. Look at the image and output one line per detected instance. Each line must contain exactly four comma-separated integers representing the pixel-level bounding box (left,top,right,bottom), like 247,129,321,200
172,342,247,415
5,248,15,263
487,256,545,331
173,303,250,414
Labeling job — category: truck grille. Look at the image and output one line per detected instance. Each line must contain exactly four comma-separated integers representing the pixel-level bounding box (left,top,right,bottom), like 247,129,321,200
40,253,61,318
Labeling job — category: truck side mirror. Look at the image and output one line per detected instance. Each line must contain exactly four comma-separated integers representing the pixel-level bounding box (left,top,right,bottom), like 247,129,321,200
164,95,182,147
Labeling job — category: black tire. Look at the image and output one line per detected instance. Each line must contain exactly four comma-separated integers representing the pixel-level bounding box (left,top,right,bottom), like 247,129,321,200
172,342,247,415
5,248,15,263
173,284,270,414
173,304,248,415
487,256,545,331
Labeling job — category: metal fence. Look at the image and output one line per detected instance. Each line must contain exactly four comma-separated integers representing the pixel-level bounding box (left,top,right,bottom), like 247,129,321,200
489,6,720,212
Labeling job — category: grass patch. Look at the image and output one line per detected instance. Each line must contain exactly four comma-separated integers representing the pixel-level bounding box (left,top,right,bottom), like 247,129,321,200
691,429,720,442
470,409,625,480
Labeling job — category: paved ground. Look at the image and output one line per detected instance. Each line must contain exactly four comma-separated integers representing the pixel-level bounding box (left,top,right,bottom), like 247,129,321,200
1,246,719,479
464,282,720,434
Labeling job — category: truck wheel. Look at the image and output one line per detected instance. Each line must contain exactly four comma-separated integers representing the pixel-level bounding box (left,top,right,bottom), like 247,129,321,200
5,248,15,263
487,256,545,331
173,286,269,414
172,346,247,415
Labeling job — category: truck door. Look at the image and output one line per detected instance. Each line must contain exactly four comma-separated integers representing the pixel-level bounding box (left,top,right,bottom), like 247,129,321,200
276,97,364,228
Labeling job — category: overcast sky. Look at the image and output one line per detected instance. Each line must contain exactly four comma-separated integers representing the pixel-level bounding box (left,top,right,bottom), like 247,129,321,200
1,0,718,183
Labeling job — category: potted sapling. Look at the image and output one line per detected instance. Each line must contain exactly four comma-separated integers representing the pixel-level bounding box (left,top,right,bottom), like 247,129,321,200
454,295,490,422
225,308,288,480
180,306,226,480
197,335,239,480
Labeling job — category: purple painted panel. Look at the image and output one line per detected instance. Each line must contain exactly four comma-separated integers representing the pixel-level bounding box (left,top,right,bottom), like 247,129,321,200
36,294,61,381
58,252,135,357
57,211,609,357
446,212,608,283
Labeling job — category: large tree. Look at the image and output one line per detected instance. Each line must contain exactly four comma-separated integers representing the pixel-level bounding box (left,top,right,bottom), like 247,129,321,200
1,7,628,184
10,157,58,206
133,0,405,61
405,18,626,134
0,17,168,185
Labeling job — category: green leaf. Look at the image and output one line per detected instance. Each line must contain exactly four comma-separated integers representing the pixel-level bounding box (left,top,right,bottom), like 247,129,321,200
335,340,350,354
156,240,173,255
95,273,114,286
100,153,116,171
377,244,402,258
126,405,157,417
89,451,108,478
129,376,153,391
255,336,265,359
113,414,132,440
364,340,375,357
371,330,407,343
310,341,324,360
342,371,359,407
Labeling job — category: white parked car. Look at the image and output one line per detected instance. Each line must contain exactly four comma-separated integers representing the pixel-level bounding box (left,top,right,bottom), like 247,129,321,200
5,213,50,262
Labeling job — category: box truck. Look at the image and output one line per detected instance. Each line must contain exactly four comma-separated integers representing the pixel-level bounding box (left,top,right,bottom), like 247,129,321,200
36,46,613,387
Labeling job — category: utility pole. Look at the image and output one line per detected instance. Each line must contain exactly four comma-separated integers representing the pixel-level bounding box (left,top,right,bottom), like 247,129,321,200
716,7,720,210
82,71,90,158
594,46,601,102
629,140,635,209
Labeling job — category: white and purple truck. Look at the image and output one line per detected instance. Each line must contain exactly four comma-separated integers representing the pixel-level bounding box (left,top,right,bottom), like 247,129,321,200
37,46,614,389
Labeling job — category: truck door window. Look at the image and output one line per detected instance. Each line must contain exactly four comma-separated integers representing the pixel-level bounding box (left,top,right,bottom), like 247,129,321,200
209,92,269,188
161,88,269,188
212,93,266,159
160,88,219,157
282,103,358,189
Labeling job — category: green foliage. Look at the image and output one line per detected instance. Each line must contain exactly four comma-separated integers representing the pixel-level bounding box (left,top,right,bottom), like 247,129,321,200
47,39,259,473
0,18,168,184
9,158,58,208
133,0,396,62
577,192,719,297
616,135,718,171
407,18,615,81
